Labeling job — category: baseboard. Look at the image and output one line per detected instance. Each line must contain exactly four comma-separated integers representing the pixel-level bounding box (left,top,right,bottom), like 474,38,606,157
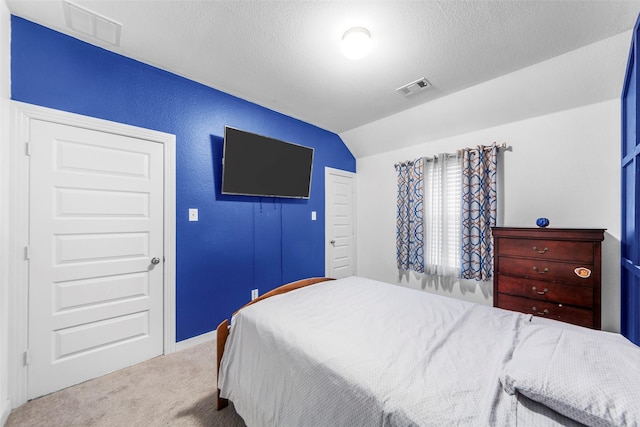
173,330,216,353
1,398,10,427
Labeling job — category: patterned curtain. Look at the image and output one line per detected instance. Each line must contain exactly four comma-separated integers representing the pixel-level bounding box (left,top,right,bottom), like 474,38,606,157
395,158,425,273
460,144,498,281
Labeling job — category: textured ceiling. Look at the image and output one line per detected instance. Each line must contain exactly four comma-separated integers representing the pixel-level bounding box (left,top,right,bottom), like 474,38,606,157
6,0,640,137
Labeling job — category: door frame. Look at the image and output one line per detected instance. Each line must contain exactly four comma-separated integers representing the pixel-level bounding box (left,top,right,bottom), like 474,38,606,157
7,101,176,407
324,167,356,277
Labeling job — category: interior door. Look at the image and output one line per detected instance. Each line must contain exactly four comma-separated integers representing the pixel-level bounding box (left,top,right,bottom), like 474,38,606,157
27,119,164,399
325,168,356,279
622,15,640,346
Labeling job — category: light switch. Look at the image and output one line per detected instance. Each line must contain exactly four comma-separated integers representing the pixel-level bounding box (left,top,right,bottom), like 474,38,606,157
311,211,317,221
189,208,198,222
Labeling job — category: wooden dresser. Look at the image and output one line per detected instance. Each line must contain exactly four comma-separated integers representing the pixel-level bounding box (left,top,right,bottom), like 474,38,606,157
492,227,605,329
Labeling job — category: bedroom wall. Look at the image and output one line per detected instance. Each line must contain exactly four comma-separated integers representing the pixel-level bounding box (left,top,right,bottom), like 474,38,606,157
356,99,621,332
9,16,356,341
1,1,11,423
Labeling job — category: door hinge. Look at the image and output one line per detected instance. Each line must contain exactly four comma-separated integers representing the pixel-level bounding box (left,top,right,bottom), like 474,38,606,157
25,142,31,156
24,350,31,366
24,246,30,260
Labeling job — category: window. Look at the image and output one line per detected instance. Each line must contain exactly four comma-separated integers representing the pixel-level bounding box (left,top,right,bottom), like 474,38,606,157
424,154,461,276
395,144,500,281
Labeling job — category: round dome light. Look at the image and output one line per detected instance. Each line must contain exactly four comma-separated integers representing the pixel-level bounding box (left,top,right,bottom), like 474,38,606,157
341,27,372,60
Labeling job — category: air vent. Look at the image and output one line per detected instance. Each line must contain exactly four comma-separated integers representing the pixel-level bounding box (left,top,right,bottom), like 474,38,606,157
63,1,122,46
397,78,431,97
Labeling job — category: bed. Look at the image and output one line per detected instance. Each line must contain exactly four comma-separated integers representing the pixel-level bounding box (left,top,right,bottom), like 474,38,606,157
216,276,640,426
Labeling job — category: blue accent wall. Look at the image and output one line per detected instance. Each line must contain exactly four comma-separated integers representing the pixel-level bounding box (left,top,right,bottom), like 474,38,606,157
11,16,356,341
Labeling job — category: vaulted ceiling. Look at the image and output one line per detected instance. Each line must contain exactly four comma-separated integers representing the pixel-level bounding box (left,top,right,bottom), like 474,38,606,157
7,1,640,151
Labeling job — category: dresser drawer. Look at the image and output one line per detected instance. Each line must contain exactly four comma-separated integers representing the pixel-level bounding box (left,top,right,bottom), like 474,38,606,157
496,275,593,307
497,257,595,285
496,294,594,328
497,238,594,263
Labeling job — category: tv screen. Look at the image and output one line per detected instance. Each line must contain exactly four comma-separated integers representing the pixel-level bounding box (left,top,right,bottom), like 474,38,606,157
221,127,314,199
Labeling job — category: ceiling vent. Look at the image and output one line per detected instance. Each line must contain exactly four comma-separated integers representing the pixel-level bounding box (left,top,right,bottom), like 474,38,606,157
396,78,431,97
63,1,122,46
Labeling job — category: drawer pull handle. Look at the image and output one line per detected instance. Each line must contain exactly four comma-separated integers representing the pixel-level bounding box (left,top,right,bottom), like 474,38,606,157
532,306,549,316
532,286,548,295
532,246,549,254
532,266,549,274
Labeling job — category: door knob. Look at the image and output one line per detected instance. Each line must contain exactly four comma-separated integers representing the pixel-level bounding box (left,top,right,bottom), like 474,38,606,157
330,240,336,246
151,257,161,265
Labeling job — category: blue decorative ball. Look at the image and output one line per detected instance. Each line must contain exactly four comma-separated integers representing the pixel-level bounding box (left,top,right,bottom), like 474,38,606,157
536,217,550,228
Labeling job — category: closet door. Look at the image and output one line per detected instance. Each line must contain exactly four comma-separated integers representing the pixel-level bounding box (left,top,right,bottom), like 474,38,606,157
621,15,640,346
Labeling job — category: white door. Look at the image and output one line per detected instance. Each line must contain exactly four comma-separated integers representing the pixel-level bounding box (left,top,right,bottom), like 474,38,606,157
325,168,356,278
27,119,164,399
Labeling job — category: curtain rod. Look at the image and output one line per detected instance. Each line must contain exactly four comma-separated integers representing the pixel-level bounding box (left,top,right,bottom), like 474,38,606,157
456,142,510,155
395,143,511,167
427,143,511,162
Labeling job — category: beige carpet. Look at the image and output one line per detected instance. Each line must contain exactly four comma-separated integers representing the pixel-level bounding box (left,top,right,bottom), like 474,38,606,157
5,341,247,427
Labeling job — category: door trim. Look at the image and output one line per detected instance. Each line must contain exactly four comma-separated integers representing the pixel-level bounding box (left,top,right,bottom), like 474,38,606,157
8,101,177,407
324,167,356,277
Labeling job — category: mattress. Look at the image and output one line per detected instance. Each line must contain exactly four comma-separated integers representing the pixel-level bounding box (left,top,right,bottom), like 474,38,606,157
218,276,640,426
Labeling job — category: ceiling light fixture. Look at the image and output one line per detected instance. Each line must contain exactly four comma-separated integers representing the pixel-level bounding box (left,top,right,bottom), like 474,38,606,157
341,27,372,60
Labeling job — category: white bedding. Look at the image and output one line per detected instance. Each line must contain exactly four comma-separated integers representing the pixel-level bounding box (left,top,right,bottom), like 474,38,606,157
501,322,640,426
218,276,639,426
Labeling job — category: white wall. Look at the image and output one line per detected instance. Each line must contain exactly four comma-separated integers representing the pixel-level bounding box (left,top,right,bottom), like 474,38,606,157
356,100,621,332
0,1,11,424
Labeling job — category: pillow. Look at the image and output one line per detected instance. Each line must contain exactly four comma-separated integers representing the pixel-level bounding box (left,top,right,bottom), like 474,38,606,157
500,324,640,427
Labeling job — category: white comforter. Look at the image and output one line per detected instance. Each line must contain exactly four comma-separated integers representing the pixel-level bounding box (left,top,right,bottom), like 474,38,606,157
218,276,639,427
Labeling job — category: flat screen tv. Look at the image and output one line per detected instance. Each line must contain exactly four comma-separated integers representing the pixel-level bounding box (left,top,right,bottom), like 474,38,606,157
221,127,314,199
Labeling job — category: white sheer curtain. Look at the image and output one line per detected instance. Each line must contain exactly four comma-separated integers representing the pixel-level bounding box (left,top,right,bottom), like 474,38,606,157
423,153,462,277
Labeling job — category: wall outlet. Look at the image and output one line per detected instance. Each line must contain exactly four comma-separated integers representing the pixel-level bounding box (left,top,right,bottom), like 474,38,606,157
188,208,198,222
251,289,259,300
